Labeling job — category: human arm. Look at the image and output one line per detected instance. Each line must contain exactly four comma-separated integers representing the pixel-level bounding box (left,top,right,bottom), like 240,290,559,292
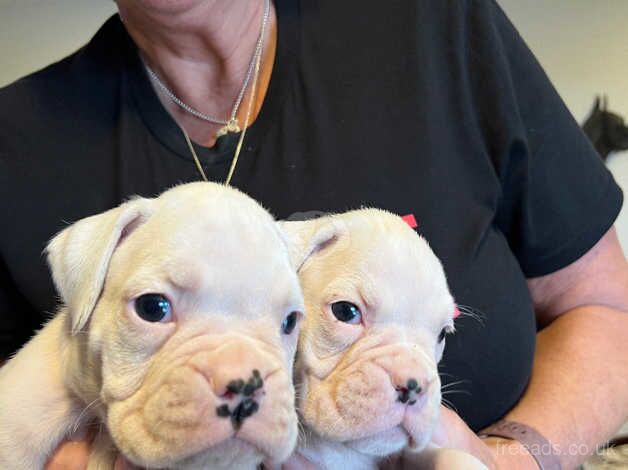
429,226,628,470
499,226,628,469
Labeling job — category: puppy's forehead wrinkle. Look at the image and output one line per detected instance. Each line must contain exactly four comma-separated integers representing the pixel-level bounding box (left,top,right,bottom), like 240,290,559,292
107,215,298,321
352,236,453,328
309,260,451,333
320,272,370,304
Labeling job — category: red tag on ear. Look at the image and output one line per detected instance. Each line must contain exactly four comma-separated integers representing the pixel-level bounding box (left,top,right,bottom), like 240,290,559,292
402,214,418,228
453,306,461,319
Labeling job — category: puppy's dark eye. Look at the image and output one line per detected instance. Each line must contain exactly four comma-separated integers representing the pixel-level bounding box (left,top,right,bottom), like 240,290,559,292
135,294,172,322
281,311,299,335
331,301,362,324
438,327,448,343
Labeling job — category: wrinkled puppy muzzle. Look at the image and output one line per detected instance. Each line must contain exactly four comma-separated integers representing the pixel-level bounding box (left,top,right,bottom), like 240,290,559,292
107,333,297,468
0,182,303,470
301,333,441,456
282,208,456,463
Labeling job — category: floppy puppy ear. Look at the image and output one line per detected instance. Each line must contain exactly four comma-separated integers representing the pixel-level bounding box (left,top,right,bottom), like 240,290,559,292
45,198,153,334
278,217,346,272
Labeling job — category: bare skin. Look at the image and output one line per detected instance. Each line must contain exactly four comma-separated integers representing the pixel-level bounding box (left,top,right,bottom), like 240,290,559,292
426,227,628,470
117,0,276,147
45,440,91,470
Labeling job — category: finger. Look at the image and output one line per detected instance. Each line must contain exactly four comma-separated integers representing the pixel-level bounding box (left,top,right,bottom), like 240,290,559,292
430,406,454,447
431,404,469,447
114,457,126,470
45,440,90,470
114,456,141,470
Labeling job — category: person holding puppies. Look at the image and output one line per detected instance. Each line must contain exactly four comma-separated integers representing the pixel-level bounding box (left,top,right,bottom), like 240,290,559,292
1,0,628,469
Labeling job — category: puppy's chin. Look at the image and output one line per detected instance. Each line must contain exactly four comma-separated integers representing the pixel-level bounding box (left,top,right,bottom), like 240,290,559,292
402,399,440,452
344,426,409,456
341,404,439,458
171,439,262,470
300,359,440,449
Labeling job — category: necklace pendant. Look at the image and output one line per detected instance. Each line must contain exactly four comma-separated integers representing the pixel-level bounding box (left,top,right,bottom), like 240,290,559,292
216,118,241,138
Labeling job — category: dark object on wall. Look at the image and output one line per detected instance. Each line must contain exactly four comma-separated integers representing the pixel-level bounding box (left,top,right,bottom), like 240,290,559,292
582,96,628,161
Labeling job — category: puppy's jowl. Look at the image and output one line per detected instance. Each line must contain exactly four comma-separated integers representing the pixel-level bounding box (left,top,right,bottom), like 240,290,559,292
282,210,485,470
0,182,304,470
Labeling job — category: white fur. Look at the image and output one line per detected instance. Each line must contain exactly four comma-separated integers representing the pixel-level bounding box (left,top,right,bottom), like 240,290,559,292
0,182,303,469
282,209,486,470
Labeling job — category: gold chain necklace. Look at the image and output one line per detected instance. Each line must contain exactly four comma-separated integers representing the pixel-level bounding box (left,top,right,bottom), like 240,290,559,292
179,42,262,186
148,0,269,186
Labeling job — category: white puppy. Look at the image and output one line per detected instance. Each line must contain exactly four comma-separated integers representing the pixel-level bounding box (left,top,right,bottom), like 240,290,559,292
282,209,487,470
0,182,304,470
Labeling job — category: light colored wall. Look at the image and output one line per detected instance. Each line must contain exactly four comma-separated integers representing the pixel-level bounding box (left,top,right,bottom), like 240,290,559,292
499,0,628,123
498,0,628,253
1,0,627,250
0,0,116,88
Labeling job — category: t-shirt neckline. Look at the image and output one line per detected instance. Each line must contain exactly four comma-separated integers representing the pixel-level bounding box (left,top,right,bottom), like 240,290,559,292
123,0,300,167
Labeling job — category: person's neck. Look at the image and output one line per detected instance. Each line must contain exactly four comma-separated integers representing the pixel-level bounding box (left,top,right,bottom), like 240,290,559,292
118,0,275,147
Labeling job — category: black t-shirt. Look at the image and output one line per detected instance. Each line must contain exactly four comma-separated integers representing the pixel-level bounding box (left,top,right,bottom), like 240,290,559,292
0,0,622,431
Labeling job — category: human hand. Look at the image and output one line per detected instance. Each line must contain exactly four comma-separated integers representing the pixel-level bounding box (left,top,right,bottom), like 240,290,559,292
431,404,488,451
430,405,538,470
45,431,137,470
45,438,92,470
380,448,489,470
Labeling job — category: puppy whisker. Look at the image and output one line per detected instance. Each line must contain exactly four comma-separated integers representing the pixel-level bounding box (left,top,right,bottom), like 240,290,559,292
441,389,471,397
296,419,308,446
441,379,470,390
293,384,305,402
456,304,486,326
72,397,103,434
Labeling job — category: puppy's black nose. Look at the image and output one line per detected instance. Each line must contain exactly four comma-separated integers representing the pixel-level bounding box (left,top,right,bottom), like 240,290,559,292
216,398,261,430
242,369,264,396
407,378,422,393
222,369,264,398
216,370,264,430
232,398,259,428
396,377,424,405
